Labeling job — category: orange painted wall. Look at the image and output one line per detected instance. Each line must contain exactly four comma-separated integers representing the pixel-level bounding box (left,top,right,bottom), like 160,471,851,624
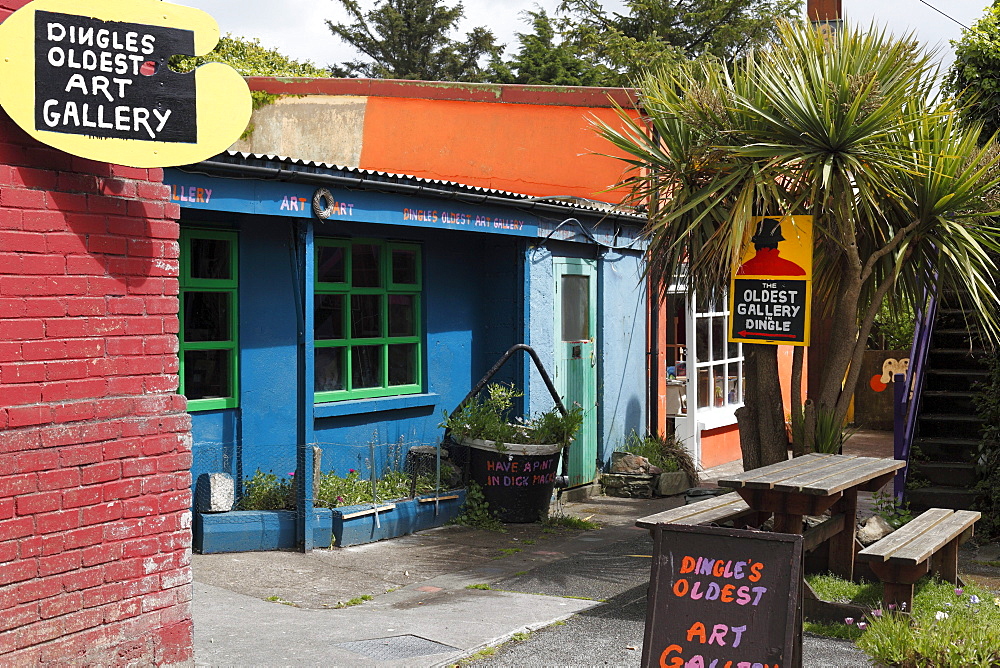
777,345,806,418
701,424,742,469
358,97,636,203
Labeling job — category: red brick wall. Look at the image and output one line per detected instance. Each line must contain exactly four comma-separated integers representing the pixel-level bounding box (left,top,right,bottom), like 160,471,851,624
0,3,193,660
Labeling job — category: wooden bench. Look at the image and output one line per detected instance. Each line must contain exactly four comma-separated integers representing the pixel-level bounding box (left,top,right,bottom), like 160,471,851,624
856,508,981,611
636,492,758,531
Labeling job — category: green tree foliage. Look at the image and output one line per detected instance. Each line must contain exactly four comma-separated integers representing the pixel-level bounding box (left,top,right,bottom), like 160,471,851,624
947,3,1000,142
169,35,329,77
599,22,1000,468
558,0,801,85
498,9,608,86
326,0,503,81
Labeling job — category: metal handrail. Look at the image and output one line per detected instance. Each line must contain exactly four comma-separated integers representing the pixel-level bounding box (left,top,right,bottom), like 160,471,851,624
893,292,939,499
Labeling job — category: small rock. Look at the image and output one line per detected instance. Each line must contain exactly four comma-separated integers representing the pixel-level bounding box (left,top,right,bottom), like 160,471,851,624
611,453,651,474
857,515,894,546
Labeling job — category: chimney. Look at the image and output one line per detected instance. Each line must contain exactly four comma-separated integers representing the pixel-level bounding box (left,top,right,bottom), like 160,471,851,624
807,0,842,22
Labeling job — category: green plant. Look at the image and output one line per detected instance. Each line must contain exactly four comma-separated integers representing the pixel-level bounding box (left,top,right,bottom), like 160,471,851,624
238,470,294,510
619,431,699,483
335,594,374,608
264,595,296,606
812,406,856,454
972,350,1000,541
465,583,492,590
872,489,914,529
857,580,1000,667
542,515,601,531
441,383,584,448
451,481,506,532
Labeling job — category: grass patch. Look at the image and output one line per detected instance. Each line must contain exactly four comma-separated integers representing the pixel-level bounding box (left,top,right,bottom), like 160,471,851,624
334,594,373,609
465,583,492,590
805,574,1000,668
511,631,531,642
522,539,536,545
543,515,601,531
804,621,863,641
500,548,521,555
973,559,1000,568
513,571,528,577
806,573,883,607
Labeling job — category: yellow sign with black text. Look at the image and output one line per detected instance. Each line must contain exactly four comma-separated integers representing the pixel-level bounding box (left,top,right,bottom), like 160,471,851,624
0,0,251,167
729,216,813,346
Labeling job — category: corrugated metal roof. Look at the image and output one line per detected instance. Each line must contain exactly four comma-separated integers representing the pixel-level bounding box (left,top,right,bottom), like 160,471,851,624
208,150,645,222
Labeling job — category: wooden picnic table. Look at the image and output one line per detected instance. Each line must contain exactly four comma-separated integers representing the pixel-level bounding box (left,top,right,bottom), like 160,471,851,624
717,453,905,581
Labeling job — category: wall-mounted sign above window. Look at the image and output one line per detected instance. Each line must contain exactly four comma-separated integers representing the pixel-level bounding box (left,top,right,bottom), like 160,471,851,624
0,0,251,167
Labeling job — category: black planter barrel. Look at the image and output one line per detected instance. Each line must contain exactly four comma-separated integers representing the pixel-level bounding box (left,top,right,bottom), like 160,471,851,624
462,438,562,523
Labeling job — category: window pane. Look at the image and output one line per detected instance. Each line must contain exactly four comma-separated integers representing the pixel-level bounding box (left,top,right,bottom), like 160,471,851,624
713,365,726,407
352,345,382,388
189,237,231,280
696,317,709,363
388,294,415,337
352,244,380,287
697,290,717,314
391,248,418,285
315,295,344,340
697,367,711,409
727,364,740,404
317,245,345,284
315,347,344,392
351,295,382,338
712,316,725,361
184,292,229,342
561,275,590,341
184,349,230,400
388,343,417,385
728,336,739,359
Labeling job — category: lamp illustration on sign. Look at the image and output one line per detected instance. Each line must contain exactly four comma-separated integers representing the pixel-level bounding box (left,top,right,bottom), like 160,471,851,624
0,0,251,167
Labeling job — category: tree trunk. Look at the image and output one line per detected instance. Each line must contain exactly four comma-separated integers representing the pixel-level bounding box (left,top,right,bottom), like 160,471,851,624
736,344,788,471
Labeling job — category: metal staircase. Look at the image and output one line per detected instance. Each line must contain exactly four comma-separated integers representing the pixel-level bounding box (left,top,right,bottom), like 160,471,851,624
902,292,985,511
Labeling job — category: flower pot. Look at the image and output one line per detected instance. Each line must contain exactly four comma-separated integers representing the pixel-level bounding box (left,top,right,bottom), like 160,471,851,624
460,437,562,523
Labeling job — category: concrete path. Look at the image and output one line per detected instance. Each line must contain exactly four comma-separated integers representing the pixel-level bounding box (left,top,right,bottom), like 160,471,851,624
192,434,905,666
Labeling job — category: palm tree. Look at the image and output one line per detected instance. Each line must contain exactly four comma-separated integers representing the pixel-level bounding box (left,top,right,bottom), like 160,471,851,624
599,21,1000,469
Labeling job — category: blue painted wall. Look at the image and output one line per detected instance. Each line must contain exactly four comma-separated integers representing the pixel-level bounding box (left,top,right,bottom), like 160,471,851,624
188,216,525,490
185,205,646,500
525,239,647,471
598,249,647,460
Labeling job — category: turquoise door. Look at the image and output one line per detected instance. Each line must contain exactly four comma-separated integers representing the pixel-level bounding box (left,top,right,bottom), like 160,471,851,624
554,258,598,486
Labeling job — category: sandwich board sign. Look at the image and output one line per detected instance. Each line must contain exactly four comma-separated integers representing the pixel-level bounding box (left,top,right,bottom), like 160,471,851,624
0,0,251,167
729,216,813,346
642,524,803,668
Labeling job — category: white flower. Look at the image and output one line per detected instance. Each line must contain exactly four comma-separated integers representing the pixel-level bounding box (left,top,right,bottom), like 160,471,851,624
935,611,949,621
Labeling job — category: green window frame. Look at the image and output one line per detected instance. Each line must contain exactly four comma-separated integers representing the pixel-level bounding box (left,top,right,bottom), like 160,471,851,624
179,229,239,411
314,238,423,402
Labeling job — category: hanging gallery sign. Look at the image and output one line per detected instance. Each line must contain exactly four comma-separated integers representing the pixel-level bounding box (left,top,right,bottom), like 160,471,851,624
0,0,251,167
729,215,813,346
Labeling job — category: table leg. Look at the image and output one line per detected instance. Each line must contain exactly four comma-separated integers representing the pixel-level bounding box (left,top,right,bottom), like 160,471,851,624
773,513,803,534
826,489,858,580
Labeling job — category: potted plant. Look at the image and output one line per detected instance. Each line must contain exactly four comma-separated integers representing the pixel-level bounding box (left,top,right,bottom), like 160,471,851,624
442,383,583,522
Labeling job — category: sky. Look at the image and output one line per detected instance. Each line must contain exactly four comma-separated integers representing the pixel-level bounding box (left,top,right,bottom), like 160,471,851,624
179,0,991,74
